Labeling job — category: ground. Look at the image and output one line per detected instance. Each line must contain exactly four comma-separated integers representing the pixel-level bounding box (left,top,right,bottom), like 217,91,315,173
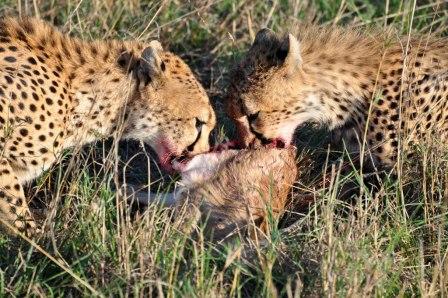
0,0,447,296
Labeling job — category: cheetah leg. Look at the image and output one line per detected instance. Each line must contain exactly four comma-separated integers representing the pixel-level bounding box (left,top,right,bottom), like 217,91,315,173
0,158,36,236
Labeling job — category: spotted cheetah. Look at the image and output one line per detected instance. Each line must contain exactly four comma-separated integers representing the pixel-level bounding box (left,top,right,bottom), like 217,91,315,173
0,17,216,236
226,26,448,169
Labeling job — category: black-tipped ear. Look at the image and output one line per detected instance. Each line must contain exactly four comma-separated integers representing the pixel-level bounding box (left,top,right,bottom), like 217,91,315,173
272,34,301,64
248,29,301,75
116,51,153,87
141,41,164,73
117,52,138,72
282,33,302,74
250,28,286,67
136,41,165,88
275,46,288,61
253,28,278,46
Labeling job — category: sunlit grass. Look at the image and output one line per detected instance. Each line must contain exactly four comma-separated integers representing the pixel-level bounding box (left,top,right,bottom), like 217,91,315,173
0,0,447,296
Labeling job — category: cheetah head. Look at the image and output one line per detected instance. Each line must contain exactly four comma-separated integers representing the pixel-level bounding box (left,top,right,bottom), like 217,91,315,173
226,28,312,147
118,41,216,172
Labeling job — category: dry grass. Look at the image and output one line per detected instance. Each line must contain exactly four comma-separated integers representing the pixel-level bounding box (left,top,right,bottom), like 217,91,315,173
0,0,447,296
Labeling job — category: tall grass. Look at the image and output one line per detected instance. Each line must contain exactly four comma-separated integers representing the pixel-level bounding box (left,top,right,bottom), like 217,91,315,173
0,0,447,296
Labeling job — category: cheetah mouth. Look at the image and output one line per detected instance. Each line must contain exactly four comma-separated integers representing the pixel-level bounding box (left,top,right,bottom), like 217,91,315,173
170,138,287,172
171,141,240,172
209,138,288,151
249,137,287,149
264,138,286,148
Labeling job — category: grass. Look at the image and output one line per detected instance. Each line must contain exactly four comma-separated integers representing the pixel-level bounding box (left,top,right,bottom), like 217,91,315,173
1,0,448,296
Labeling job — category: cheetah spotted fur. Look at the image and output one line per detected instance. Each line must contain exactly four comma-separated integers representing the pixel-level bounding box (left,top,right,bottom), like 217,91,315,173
226,26,448,169
0,17,215,236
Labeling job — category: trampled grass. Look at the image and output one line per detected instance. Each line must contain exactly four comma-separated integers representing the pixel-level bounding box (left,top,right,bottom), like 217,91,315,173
0,0,447,296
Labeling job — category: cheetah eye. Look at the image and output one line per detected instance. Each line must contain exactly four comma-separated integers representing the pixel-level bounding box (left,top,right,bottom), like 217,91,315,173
247,111,260,123
195,117,206,131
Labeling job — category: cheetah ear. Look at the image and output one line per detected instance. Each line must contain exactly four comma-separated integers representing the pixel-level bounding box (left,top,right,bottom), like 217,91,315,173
251,28,280,59
251,29,301,73
253,28,278,46
137,41,165,88
279,33,302,75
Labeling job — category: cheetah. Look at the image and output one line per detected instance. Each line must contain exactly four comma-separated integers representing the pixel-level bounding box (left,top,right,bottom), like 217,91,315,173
123,147,297,242
226,26,448,169
0,17,215,236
